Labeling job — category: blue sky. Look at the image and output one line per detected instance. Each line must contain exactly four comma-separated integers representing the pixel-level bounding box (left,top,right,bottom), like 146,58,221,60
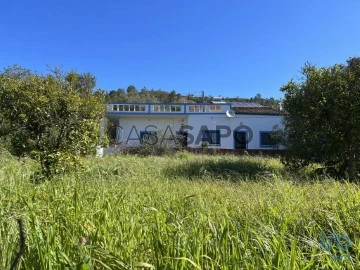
1,0,360,99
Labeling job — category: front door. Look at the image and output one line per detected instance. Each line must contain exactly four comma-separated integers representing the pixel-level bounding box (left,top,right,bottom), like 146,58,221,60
234,131,247,149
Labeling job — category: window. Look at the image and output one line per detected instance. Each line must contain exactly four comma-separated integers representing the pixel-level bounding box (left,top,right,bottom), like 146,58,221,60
201,130,220,145
209,105,221,112
140,131,157,144
189,105,204,112
152,105,182,112
260,132,278,147
111,104,146,112
132,104,146,112
188,105,221,112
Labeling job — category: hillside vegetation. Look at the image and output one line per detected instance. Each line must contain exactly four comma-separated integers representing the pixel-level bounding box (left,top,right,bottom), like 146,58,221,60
1,151,359,269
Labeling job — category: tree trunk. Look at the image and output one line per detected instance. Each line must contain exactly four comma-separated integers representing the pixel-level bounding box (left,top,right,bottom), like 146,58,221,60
347,150,357,182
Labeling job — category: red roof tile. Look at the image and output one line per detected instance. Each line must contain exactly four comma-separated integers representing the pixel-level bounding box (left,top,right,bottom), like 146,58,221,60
233,106,281,115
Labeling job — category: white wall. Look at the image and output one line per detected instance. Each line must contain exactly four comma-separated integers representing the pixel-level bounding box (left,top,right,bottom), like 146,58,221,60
187,114,283,150
111,114,283,150
116,116,187,147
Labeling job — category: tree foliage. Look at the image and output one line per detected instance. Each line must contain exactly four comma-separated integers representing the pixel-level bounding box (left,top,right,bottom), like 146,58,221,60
105,86,182,103
105,86,280,107
0,66,105,178
281,57,360,181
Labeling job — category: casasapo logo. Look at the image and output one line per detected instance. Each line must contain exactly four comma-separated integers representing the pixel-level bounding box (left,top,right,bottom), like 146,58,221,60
116,124,254,146
320,232,351,261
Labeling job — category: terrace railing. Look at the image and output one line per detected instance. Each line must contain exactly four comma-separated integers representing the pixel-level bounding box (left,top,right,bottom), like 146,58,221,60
107,103,231,114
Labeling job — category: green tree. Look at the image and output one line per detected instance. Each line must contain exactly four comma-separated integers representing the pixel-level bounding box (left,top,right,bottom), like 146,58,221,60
65,71,96,95
139,87,159,102
167,90,178,102
126,85,137,95
280,57,360,181
106,88,128,102
0,65,105,178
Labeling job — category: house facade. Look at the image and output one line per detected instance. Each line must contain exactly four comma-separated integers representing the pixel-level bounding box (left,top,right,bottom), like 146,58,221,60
104,102,283,152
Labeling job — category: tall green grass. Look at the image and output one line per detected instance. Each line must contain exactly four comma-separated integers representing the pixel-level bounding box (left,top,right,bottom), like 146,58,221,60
1,151,360,269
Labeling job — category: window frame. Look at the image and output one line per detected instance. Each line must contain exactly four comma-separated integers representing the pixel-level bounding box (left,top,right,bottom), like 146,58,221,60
201,130,221,146
259,131,278,148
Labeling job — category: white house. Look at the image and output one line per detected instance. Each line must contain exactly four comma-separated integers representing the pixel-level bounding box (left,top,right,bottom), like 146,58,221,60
103,101,283,153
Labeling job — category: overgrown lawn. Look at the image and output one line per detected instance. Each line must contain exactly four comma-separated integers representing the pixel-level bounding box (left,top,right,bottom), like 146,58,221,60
1,151,360,269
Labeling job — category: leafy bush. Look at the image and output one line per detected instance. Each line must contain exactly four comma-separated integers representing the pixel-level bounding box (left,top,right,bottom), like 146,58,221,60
0,66,104,179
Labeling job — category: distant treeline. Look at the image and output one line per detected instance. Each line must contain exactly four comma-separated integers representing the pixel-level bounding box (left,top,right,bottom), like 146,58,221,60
105,85,281,108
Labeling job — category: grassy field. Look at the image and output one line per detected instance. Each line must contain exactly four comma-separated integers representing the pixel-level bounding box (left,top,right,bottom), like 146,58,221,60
1,150,360,269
